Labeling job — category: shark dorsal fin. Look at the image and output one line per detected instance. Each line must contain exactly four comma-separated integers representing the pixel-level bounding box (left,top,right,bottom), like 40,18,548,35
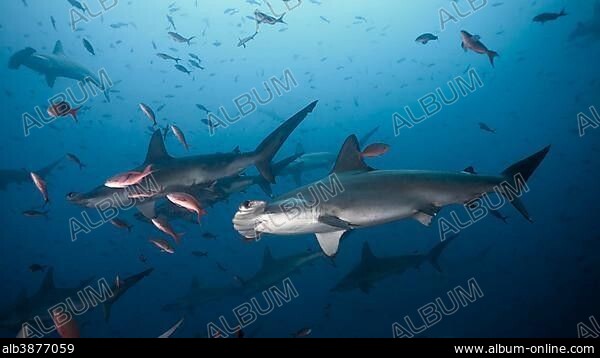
232,146,241,154
53,41,65,56
361,242,377,263
38,267,55,294
262,247,276,267
144,130,172,164
331,135,372,174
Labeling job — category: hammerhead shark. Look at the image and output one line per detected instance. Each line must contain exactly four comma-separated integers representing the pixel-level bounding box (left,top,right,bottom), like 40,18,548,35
0,268,94,332
9,40,111,102
332,235,459,293
234,247,323,294
569,1,600,42
67,101,318,219
102,268,154,321
275,127,380,186
234,135,550,256
0,157,63,191
161,279,237,315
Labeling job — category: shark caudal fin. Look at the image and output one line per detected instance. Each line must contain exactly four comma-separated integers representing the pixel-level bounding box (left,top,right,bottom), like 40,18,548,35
427,234,459,272
256,152,305,197
500,145,551,222
254,101,318,184
8,47,36,69
488,51,499,67
103,268,154,322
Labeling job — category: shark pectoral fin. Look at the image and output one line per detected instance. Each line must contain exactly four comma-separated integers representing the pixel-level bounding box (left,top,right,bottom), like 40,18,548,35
318,215,354,230
315,231,346,257
136,201,156,219
414,212,435,226
461,42,467,52
46,74,57,88
414,205,440,226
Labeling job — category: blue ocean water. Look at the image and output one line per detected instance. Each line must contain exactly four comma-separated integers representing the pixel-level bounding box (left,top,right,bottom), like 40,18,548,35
0,0,599,338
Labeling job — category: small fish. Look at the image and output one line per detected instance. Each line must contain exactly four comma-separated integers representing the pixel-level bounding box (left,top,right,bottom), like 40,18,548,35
238,31,259,48
196,104,211,113
30,172,49,205
292,327,312,338
29,264,47,272
189,53,201,61
361,143,390,158
156,53,181,63
255,10,286,25
168,32,195,45
202,232,217,240
149,238,175,254
67,0,86,13
50,16,57,31
216,262,228,272
52,311,80,338
191,251,208,258
166,15,177,30
188,59,204,70
152,41,158,50
105,164,155,189
110,218,133,232
151,217,184,244
23,210,49,219
169,125,190,151
415,33,438,44
166,192,206,223
66,153,86,170
139,103,157,126
175,64,192,75
139,253,148,264
478,122,496,134
533,9,567,24
320,16,330,23
82,38,95,55
355,16,367,23
47,101,80,122
460,30,499,68
158,318,184,338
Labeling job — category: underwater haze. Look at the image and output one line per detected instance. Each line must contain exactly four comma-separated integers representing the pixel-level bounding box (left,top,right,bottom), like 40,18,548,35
0,0,599,338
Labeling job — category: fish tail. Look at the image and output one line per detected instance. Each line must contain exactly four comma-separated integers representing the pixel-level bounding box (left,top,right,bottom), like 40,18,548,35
499,145,551,222
487,50,499,67
278,13,286,24
187,37,196,45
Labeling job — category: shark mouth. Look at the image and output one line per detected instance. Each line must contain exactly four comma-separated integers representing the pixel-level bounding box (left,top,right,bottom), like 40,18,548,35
233,200,267,239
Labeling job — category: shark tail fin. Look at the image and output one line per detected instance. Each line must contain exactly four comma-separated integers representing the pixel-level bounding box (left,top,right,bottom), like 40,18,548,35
102,301,113,322
278,14,287,24
187,37,196,45
500,145,551,222
427,234,460,273
9,47,36,69
37,157,64,178
487,51,499,67
253,101,318,184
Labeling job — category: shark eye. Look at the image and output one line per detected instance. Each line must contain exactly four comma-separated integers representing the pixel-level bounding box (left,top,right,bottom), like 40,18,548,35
242,200,252,209
66,192,78,200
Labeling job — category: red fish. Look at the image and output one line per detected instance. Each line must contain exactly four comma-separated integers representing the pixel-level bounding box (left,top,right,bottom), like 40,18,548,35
166,192,205,223
151,217,184,244
47,101,81,123
52,312,80,339
460,30,499,67
361,143,390,158
105,164,155,188
30,172,49,205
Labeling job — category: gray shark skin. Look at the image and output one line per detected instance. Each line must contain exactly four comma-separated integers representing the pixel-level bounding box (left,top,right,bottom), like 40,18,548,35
233,135,550,256
332,235,459,293
275,127,379,186
0,157,63,191
569,1,600,42
161,278,237,316
9,41,111,102
67,101,319,217
0,268,94,332
234,247,323,295
102,268,154,322
132,153,304,225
